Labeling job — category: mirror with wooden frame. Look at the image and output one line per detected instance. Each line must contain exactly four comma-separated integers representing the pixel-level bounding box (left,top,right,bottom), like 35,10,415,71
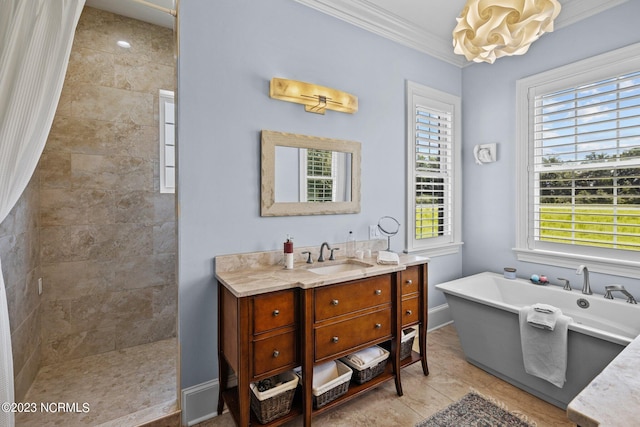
261,130,361,216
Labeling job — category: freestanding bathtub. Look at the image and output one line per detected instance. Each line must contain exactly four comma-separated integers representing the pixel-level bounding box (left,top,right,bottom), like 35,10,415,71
436,272,640,409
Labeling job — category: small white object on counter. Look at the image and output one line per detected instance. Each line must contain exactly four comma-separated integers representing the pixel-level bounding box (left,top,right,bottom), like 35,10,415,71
377,251,399,265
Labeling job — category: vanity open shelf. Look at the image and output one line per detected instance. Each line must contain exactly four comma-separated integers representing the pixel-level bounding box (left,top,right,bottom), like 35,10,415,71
216,253,428,426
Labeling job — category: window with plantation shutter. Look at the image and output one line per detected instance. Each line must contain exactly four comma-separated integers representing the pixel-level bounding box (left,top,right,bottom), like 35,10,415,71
304,148,335,202
406,81,462,254
516,44,640,274
299,148,351,203
159,89,175,194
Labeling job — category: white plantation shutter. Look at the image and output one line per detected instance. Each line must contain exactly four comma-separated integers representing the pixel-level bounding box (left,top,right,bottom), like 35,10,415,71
406,81,461,253
414,105,453,239
159,89,175,193
530,70,640,252
305,148,335,202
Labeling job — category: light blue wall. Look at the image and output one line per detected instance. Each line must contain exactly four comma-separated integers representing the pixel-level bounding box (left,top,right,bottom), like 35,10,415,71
177,0,462,389
461,2,640,291
177,0,640,394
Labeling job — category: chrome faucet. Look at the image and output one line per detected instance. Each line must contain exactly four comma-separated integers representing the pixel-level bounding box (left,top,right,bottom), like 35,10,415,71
318,242,332,262
557,277,572,291
604,285,637,304
576,265,592,295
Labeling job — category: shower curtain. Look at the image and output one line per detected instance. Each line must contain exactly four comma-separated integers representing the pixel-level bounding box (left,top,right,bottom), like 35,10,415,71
0,1,85,425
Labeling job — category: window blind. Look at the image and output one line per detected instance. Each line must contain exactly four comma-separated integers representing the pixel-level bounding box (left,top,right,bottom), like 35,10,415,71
414,105,453,240
532,70,640,251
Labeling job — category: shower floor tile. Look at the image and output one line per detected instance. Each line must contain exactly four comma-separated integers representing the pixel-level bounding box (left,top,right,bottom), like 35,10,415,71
16,338,177,427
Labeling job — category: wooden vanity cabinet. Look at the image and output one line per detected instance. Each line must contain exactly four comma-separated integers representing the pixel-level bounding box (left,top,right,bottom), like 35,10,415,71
399,264,429,375
217,262,428,426
217,286,300,427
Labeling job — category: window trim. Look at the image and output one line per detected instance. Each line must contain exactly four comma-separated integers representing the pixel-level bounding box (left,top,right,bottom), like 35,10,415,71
159,89,175,194
515,42,640,277
405,81,462,255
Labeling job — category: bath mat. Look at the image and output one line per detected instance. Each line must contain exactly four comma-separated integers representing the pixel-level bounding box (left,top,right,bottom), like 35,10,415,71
416,391,536,427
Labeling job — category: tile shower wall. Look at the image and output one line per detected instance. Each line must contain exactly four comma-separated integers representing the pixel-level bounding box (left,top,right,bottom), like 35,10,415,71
38,7,176,366
0,175,41,401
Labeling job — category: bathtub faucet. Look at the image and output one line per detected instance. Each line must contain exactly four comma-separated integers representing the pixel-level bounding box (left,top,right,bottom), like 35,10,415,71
604,285,637,304
576,265,592,295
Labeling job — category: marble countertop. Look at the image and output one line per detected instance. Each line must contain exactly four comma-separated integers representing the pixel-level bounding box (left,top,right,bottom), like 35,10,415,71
216,251,429,297
567,333,640,426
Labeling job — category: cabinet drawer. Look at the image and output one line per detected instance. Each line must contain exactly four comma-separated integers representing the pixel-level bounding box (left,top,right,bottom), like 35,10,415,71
400,266,420,296
315,276,391,321
315,308,391,361
252,290,296,334
402,297,419,326
253,331,297,377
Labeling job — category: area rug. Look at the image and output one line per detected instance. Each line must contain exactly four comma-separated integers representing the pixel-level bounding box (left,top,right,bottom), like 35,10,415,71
416,391,536,427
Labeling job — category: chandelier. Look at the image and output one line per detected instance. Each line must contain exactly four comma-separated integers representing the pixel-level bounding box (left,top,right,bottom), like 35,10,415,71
453,0,562,64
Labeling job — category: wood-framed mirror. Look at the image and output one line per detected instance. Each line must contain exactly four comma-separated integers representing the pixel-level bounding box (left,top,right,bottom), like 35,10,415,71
261,130,361,216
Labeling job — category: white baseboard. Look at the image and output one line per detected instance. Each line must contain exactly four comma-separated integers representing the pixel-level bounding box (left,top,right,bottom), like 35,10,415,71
181,304,452,425
427,303,453,331
181,379,219,426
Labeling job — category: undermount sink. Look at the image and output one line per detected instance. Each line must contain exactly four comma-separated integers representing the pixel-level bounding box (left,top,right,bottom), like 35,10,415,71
307,259,374,275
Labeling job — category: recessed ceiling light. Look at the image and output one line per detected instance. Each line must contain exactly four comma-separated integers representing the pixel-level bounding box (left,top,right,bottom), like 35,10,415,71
117,40,131,49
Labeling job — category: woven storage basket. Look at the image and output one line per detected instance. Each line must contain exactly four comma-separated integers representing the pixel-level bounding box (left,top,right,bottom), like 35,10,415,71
400,328,417,361
312,360,352,409
341,346,389,385
250,371,299,424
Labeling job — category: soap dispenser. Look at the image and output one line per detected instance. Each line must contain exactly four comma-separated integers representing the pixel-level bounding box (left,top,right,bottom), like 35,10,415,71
284,235,294,269
346,231,356,258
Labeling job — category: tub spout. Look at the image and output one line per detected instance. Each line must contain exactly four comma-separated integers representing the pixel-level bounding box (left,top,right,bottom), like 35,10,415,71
576,265,592,295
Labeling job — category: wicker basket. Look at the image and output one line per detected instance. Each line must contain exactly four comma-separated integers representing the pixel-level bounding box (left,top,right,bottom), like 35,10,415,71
400,328,417,361
312,360,352,409
250,371,299,424
341,346,390,384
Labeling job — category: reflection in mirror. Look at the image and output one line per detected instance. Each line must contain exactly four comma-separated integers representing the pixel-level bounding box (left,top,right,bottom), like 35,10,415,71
262,130,361,216
275,147,352,203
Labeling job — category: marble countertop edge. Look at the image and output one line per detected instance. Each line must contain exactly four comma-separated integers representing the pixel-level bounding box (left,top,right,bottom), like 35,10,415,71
216,253,429,298
566,330,640,427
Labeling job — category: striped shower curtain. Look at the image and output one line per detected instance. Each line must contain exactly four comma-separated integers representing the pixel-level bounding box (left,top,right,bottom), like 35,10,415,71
0,1,85,425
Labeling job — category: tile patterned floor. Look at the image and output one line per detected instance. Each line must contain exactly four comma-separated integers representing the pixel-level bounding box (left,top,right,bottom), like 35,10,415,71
16,338,177,427
198,325,573,427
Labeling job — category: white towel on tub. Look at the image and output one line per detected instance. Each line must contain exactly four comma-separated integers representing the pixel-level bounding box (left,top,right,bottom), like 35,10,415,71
527,303,561,330
519,305,572,388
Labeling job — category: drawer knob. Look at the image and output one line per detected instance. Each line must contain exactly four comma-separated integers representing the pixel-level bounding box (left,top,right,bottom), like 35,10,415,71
272,309,280,316
273,350,280,358
331,336,339,343
406,310,413,316
331,299,339,306
375,289,382,295
405,279,413,285
375,323,382,329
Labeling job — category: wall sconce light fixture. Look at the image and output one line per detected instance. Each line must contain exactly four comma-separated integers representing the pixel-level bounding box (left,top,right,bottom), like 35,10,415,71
453,0,561,64
269,78,358,115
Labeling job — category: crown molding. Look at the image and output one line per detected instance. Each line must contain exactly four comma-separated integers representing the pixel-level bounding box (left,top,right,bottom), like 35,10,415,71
295,0,629,69
294,0,466,67
555,0,628,29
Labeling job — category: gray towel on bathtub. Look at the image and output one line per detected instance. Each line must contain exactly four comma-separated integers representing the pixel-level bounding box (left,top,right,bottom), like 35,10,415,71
519,305,572,388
